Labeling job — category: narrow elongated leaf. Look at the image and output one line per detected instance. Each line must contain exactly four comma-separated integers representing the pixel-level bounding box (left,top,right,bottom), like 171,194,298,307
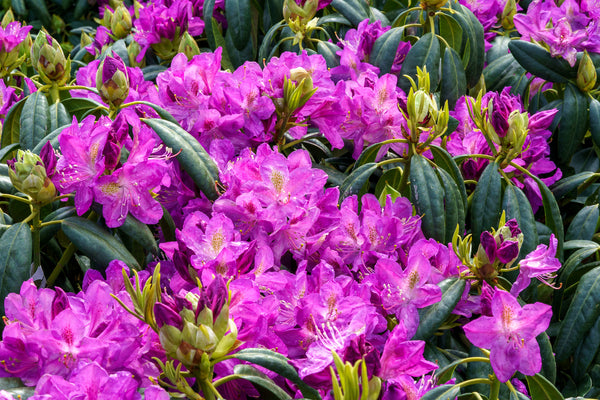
142,118,220,200
233,348,321,400
48,102,70,133
0,223,32,319
430,145,467,210
437,167,465,242
537,332,556,384
338,163,378,202
526,374,564,400
451,5,485,88
0,144,20,163
232,365,291,400
1,97,27,149
484,53,526,92
419,384,461,400
532,175,564,259
554,267,600,364
441,47,467,110
317,41,340,68
572,315,600,378
399,33,441,92
118,214,159,255
557,83,589,165
414,278,466,340
371,27,405,75
258,20,286,62
32,125,67,155
375,167,402,199
62,97,106,120
590,98,600,148
122,101,178,124
508,40,576,83
203,0,217,49
20,91,49,150
558,245,600,287
61,217,141,271
551,172,596,201
470,162,502,249
40,206,77,244
11,0,27,16
330,0,370,25
566,205,599,242
502,184,538,261
25,0,51,26
438,14,463,53
225,0,251,50
410,154,446,242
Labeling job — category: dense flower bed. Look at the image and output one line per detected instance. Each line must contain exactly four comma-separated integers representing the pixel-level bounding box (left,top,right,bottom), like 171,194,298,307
0,0,599,399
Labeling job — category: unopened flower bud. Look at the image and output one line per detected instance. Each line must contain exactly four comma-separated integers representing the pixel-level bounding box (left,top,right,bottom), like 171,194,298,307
420,0,447,10
177,31,200,61
474,218,523,280
500,0,517,29
96,53,129,107
283,0,318,23
111,4,132,39
7,150,56,204
505,110,528,149
577,50,597,92
31,30,70,85
127,40,144,68
412,90,433,123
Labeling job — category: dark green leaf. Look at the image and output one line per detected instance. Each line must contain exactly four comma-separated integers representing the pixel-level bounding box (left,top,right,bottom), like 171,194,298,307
225,0,252,50
441,47,467,110
414,277,466,340
532,175,564,259
233,348,321,400
0,223,32,320
484,53,526,92
538,332,556,384
48,102,70,133
142,118,220,200
557,84,589,165
508,40,576,83
40,206,76,244
375,167,402,199
32,125,67,155
430,145,467,210
258,20,286,62
437,167,465,242
551,172,596,201
317,41,340,68
502,184,538,261
231,365,291,400
0,144,20,163
470,162,502,249
566,205,599,242
25,0,51,27
555,267,600,364
20,91,49,150
1,97,27,149
371,27,405,75
61,217,141,271
62,97,106,120
123,101,178,125
338,162,378,202
572,315,600,378
399,33,441,92
419,384,461,400
410,154,446,242
590,98,600,148
330,0,370,25
438,13,463,53
526,374,564,400
450,4,485,88
558,245,600,287
203,0,217,49
118,214,159,255
11,0,27,16
141,65,168,81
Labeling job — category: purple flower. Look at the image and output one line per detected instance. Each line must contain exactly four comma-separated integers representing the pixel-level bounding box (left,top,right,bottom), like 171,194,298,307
0,21,31,53
510,234,562,297
379,325,438,381
463,289,552,382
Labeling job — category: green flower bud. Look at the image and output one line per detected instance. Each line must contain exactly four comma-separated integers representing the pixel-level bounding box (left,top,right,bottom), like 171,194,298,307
577,50,597,92
420,0,447,10
127,41,145,68
31,30,70,85
283,0,318,23
177,31,200,61
505,110,528,149
412,90,433,124
158,324,183,355
7,150,56,204
96,53,129,108
500,0,517,29
111,4,132,39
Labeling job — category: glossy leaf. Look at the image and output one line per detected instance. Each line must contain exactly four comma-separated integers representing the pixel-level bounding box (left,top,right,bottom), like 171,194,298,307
48,102,70,133
420,384,461,400
225,0,252,50
61,217,141,271
437,167,465,243
371,27,405,75
438,13,463,53
551,172,596,201
572,315,600,378
526,374,564,400
142,118,220,200
590,98,600,148
11,0,27,16
557,84,589,165
61,97,106,120
0,223,32,320
203,0,217,49
470,162,502,249
1,97,27,149
538,332,556,384
441,47,467,110
413,277,466,340
118,214,159,256
330,0,370,25
19,91,49,150
532,175,564,259
25,0,51,26
554,267,600,364
484,53,526,92
0,144,20,163
40,206,77,245
317,40,340,68
451,4,485,88
231,364,291,399
410,154,446,242
338,162,378,202
430,145,467,210
399,33,441,93
566,205,599,242
508,40,576,83
502,184,538,261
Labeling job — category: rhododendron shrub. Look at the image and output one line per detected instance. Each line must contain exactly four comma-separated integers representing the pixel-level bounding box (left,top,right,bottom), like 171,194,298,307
0,0,599,399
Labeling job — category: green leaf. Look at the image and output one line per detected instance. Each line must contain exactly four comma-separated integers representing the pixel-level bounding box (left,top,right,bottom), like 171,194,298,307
590,98,600,148
11,0,27,16
0,144,20,163
211,18,234,71
538,332,556,384
0,223,32,321
566,205,599,242
435,357,470,385
31,124,67,155
526,373,564,400
258,20,286,62
370,27,405,75
430,145,467,210
470,162,502,249
141,65,168,81
203,0,217,49
19,92,49,150
558,245,600,288
531,175,564,259
450,4,485,88
413,277,466,340
572,315,600,378
556,83,589,165
317,41,340,68
225,0,252,50
142,118,220,200
1,97,27,149
330,0,370,25
48,102,70,133
25,0,51,27
61,217,141,271
438,13,463,53
123,101,178,125
40,206,77,244
508,40,576,83
62,97,106,120
410,154,446,242
554,266,600,364
437,167,465,243
375,167,402,199
484,53,526,92
118,214,159,256
231,365,291,400
338,163,378,203
419,384,461,400
233,348,322,400
551,172,596,201
441,47,467,110
502,184,538,261
399,32,441,93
